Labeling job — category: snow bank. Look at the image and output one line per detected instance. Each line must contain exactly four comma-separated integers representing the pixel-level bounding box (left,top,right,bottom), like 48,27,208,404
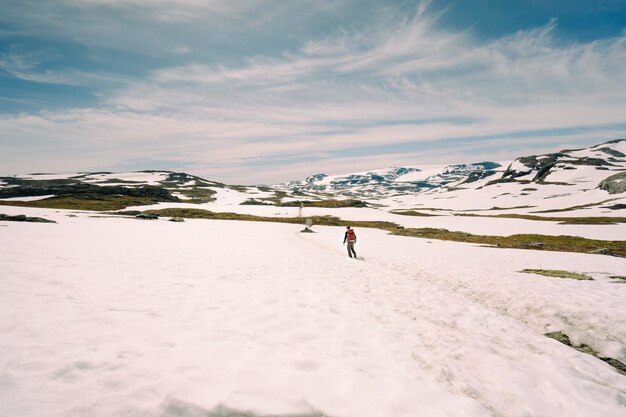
0,194,55,202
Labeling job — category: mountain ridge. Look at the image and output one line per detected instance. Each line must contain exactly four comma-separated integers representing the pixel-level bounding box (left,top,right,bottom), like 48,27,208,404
0,139,625,213
271,139,626,199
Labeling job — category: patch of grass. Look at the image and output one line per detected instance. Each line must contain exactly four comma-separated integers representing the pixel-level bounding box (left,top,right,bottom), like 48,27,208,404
240,198,274,206
106,208,626,257
393,207,450,212
609,275,626,283
389,209,439,217
393,206,536,214
280,199,368,208
604,203,626,210
225,185,247,192
485,178,519,186
172,187,216,203
93,178,144,184
0,195,165,211
118,208,399,230
519,269,593,280
532,198,620,213
240,191,287,205
240,197,368,208
481,205,536,211
391,228,626,256
554,216,626,225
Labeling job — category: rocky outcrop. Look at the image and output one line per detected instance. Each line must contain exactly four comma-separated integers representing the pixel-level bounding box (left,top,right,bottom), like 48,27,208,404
598,172,626,194
545,331,626,375
0,214,56,223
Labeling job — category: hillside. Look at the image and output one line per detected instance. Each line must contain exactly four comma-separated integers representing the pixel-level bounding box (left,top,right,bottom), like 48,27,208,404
1,140,625,215
271,139,626,213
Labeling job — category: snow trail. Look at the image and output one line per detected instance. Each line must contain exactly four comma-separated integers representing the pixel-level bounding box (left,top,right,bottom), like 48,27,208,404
298,227,626,416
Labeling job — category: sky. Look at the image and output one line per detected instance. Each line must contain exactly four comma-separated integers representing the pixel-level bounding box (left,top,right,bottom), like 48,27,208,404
1,0,626,184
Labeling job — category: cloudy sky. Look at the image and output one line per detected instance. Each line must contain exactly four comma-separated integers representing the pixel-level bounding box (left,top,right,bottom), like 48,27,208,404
1,0,625,184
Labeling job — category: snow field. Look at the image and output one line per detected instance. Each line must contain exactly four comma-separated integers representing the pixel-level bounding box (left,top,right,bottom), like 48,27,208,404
122,199,626,241
80,172,170,185
1,215,625,417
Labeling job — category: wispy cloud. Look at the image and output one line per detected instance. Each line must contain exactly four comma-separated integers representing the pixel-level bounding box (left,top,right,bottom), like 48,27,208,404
1,1,625,183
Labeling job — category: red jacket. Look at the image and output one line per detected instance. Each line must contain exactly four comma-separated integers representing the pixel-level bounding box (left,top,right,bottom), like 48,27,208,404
344,229,356,243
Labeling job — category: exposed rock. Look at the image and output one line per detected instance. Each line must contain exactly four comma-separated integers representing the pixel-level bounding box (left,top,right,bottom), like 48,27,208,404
598,171,626,194
590,248,614,256
461,169,497,184
601,358,626,374
545,331,572,345
135,213,159,220
569,157,615,166
305,173,328,183
526,241,544,248
545,331,626,376
169,217,185,222
0,213,56,223
597,147,626,158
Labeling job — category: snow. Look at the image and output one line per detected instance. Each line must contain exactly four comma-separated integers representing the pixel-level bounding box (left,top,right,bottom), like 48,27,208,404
16,173,76,180
170,192,192,200
376,177,626,218
13,172,171,185
569,141,626,159
97,160,626,241
0,208,625,417
545,165,616,184
81,172,169,185
211,187,274,205
395,165,450,182
0,195,56,202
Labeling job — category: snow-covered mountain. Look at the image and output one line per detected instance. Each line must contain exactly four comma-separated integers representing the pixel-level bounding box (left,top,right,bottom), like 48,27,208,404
276,162,502,196
1,140,625,215
275,162,502,197
272,139,626,199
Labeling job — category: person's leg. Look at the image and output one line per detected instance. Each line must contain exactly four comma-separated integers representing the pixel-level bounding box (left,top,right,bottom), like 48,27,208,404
348,241,356,257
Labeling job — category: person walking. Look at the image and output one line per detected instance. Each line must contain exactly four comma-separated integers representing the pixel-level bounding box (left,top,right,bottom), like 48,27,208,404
343,226,357,258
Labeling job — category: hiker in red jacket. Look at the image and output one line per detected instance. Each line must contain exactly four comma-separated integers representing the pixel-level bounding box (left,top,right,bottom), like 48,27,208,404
343,226,357,258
